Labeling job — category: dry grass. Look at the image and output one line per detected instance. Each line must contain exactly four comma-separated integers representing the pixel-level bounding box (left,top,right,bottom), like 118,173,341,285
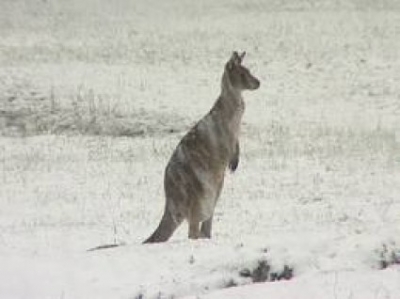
0,86,187,137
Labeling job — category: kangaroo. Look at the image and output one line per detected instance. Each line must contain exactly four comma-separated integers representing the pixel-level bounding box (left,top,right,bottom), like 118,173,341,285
143,51,260,243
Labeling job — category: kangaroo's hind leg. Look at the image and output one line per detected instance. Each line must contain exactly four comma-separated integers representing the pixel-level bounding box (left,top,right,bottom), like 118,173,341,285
200,180,224,239
188,219,201,239
200,215,213,238
188,199,204,239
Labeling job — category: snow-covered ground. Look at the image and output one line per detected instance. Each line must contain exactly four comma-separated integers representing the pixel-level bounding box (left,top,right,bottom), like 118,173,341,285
1,0,400,298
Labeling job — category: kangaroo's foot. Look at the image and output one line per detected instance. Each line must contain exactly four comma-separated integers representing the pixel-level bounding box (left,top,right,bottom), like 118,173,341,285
189,221,201,239
200,216,213,239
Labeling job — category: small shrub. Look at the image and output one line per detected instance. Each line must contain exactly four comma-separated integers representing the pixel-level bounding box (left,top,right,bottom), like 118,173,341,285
224,279,238,288
377,244,400,269
239,260,293,283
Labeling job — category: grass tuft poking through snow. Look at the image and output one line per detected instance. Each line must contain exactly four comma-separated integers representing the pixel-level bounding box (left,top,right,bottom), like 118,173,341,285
376,243,400,269
239,260,293,283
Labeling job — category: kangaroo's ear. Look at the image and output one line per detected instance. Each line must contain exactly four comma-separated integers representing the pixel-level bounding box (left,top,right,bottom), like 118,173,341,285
227,51,241,69
239,51,246,61
232,51,242,65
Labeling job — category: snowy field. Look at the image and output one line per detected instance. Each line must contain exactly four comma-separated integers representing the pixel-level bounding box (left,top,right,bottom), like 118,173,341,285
1,0,400,298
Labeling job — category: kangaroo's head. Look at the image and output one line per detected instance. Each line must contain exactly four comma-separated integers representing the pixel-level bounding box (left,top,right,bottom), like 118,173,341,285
224,51,260,92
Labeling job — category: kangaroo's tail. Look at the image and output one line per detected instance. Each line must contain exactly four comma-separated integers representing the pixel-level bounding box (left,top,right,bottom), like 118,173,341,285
143,207,181,244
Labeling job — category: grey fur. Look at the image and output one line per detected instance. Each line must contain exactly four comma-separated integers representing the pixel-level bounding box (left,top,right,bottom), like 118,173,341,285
143,52,260,243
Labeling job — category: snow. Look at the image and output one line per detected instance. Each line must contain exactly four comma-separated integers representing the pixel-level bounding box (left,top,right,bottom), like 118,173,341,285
1,0,400,298
184,268,400,299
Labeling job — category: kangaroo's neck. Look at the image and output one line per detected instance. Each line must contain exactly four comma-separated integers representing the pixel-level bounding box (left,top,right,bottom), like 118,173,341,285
208,70,245,138
220,70,243,105
214,71,245,116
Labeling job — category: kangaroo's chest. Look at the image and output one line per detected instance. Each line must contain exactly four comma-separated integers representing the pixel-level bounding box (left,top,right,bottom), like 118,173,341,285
215,103,244,140
227,108,244,137
189,111,242,166
174,100,244,172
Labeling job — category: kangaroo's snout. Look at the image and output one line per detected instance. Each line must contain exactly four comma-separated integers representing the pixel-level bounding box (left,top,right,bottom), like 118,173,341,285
250,78,260,90
244,72,260,91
